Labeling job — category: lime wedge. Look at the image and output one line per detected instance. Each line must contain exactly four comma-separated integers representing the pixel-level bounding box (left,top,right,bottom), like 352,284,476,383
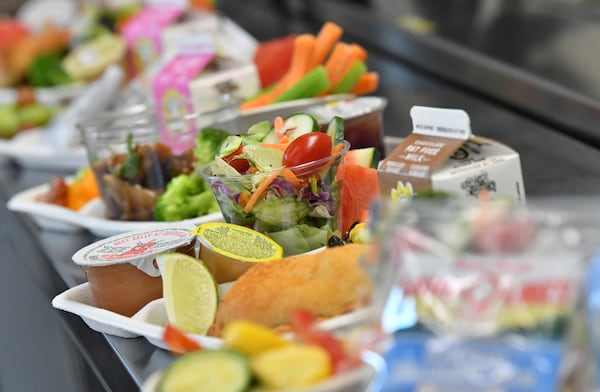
157,253,219,335
244,145,283,172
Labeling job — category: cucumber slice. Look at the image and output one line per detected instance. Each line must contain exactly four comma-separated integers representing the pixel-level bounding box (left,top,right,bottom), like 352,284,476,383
218,136,243,158
246,120,272,142
326,116,345,147
281,113,319,142
261,128,279,143
209,156,243,176
157,349,251,392
244,145,283,172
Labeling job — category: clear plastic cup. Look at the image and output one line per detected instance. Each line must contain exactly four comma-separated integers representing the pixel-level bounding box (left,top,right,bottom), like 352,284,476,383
77,94,242,221
199,141,350,256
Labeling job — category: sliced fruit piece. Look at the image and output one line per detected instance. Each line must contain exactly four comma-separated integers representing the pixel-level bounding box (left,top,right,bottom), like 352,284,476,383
222,320,290,356
253,34,296,88
157,252,219,335
326,115,345,147
336,162,380,234
346,147,378,168
251,345,332,389
157,349,251,392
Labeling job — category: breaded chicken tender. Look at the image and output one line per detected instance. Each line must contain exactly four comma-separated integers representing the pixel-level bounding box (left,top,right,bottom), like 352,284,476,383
208,243,373,337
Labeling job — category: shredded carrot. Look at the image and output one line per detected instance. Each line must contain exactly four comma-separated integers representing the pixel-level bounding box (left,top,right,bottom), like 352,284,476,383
238,190,251,207
331,143,345,155
244,167,285,213
309,21,343,69
274,116,284,131
260,143,288,152
350,72,379,95
246,166,260,174
282,168,301,188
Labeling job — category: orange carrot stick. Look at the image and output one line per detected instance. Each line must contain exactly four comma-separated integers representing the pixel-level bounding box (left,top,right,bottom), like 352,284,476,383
309,21,343,68
240,94,273,110
350,43,367,62
244,167,285,213
351,72,379,95
324,42,352,81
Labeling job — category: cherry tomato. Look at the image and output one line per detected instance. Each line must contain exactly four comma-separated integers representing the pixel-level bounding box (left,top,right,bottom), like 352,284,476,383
283,133,332,176
223,145,250,173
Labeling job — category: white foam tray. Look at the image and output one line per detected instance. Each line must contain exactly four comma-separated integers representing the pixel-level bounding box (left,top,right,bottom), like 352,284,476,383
7,181,223,237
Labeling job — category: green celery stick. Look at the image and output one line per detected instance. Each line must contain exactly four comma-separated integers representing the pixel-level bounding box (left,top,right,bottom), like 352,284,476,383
273,66,330,103
331,60,367,94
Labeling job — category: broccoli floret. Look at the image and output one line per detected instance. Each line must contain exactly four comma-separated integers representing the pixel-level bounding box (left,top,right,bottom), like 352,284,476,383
194,127,231,167
154,173,219,221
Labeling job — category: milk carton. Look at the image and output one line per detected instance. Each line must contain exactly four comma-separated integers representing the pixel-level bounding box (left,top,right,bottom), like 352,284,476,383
378,106,525,202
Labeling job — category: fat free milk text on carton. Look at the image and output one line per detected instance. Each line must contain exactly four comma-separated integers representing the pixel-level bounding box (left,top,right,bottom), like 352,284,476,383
378,106,525,202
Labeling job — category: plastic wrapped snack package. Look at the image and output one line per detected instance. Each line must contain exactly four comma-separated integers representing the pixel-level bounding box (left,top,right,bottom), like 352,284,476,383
363,197,600,392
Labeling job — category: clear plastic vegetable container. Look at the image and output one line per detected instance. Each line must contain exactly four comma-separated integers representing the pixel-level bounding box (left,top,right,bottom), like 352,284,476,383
199,141,350,256
363,197,600,391
77,93,243,221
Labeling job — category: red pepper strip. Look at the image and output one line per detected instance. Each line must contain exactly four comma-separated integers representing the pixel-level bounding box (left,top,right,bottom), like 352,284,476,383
163,324,202,354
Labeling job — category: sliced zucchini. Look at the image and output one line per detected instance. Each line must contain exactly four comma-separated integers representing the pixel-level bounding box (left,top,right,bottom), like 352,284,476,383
326,115,345,147
218,135,243,158
157,349,251,392
281,112,319,142
244,145,283,172
246,120,273,142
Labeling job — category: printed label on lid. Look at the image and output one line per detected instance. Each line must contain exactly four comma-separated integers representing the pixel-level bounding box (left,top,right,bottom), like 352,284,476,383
72,226,196,270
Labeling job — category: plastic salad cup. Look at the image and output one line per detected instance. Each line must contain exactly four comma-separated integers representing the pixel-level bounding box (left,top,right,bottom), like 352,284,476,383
199,141,350,256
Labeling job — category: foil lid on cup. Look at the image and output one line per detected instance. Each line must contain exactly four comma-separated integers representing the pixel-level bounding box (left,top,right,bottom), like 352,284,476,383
72,225,197,276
